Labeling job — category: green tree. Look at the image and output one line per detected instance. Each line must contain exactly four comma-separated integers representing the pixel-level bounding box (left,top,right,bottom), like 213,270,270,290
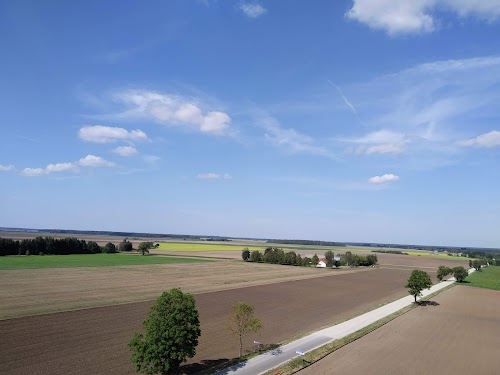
311,253,319,265
102,242,117,254
119,239,133,252
406,270,433,302
437,266,452,281
468,259,473,268
226,302,262,357
366,254,378,266
129,288,201,375
472,259,483,271
324,250,335,267
295,254,303,266
242,248,251,261
87,241,101,254
250,250,262,262
453,266,468,282
344,252,355,267
138,242,158,255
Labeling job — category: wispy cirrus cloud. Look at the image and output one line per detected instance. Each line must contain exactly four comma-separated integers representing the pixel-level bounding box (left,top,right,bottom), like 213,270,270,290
262,116,337,159
341,130,408,155
197,173,232,180
337,55,500,165
346,0,500,35
457,130,500,148
239,2,267,18
0,164,15,172
113,146,138,157
78,125,149,144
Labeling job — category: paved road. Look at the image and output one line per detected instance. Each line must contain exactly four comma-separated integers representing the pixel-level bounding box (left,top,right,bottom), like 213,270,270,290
215,268,475,375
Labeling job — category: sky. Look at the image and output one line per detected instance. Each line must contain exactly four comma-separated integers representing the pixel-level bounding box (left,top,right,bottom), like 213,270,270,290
1,0,500,247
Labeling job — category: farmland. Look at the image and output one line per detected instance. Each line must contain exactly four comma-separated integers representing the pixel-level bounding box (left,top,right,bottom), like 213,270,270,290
298,286,500,375
0,233,475,375
0,253,210,270
154,242,266,251
0,260,365,319
1,268,423,375
465,265,500,290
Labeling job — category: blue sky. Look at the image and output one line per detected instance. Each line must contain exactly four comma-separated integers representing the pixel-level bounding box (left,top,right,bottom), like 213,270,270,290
1,0,500,247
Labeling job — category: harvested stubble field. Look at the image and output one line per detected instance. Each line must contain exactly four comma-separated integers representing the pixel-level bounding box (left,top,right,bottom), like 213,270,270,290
0,261,364,319
299,285,500,375
2,268,420,375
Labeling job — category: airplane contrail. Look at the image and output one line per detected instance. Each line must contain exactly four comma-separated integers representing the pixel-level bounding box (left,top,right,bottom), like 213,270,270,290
327,80,360,119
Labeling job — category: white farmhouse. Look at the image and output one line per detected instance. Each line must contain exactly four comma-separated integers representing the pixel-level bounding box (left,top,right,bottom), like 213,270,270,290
316,258,328,267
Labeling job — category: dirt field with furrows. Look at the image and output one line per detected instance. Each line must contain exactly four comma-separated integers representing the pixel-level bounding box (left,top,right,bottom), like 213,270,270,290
299,286,500,375
1,268,419,375
0,261,367,319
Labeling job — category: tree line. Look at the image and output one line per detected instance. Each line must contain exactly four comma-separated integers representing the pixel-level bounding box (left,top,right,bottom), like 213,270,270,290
371,249,409,255
0,237,144,256
242,248,377,268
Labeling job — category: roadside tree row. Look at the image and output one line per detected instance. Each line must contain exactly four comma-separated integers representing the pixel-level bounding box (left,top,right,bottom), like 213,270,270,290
242,248,377,268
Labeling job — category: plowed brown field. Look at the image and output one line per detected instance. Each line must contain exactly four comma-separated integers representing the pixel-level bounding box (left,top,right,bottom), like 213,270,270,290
1,268,418,375
0,261,366,319
299,285,500,375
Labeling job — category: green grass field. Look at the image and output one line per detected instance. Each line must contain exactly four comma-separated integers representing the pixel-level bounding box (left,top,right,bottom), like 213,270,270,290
154,242,267,251
465,266,500,291
0,254,212,270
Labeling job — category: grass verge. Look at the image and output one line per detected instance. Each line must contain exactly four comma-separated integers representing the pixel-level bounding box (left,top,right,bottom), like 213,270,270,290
0,253,212,270
464,266,500,291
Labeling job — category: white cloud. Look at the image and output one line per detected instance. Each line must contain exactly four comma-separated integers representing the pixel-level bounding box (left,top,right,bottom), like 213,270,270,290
340,55,500,168
342,130,408,155
21,163,78,177
20,155,116,177
110,90,232,135
363,143,406,155
0,164,15,172
239,2,267,18
368,173,400,184
21,168,46,177
143,155,161,164
113,146,138,157
78,125,149,143
197,173,232,180
262,116,335,159
346,0,500,35
458,131,500,148
78,155,115,168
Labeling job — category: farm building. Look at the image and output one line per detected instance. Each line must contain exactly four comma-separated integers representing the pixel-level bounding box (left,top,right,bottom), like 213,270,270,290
316,258,328,267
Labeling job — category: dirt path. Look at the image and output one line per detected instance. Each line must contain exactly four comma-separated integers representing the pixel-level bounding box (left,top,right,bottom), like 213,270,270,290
0,268,416,375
